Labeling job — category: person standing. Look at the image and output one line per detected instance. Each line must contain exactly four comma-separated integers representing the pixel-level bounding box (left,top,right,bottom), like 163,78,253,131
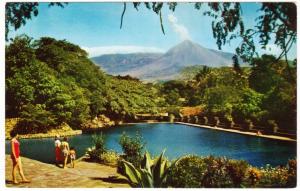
54,135,61,166
10,131,30,184
61,137,70,169
69,147,76,168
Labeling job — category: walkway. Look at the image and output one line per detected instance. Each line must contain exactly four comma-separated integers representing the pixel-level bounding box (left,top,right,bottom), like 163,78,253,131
176,122,296,142
5,155,130,188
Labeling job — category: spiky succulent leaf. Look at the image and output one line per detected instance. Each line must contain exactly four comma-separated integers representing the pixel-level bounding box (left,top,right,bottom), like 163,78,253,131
152,149,167,187
141,151,152,173
139,168,154,187
121,160,141,187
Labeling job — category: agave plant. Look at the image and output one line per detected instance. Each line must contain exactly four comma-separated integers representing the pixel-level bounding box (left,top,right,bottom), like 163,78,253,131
121,150,175,187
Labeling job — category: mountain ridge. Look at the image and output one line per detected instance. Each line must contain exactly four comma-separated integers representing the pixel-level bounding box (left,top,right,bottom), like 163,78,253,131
91,40,240,81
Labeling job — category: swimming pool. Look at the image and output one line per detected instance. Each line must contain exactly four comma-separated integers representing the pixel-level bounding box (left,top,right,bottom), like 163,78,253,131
5,123,296,167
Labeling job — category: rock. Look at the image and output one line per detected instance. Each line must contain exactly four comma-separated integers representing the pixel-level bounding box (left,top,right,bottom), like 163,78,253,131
82,115,115,131
5,119,81,140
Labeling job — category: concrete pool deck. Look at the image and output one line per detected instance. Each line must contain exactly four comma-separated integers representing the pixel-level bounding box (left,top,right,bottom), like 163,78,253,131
175,122,296,142
5,155,130,188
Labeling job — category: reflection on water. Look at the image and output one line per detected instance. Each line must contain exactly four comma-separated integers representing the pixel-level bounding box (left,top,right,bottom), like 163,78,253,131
5,123,296,167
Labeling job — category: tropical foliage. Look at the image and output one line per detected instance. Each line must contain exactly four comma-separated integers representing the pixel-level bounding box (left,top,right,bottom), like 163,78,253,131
85,133,107,161
167,155,296,188
161,56,296,131
6,35,163,133
120,151,296,188
119,132,145,167
120,150,174,188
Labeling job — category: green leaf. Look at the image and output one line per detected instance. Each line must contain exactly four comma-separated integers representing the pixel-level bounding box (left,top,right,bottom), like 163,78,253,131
152,149,166,187
139,169,154,187
141,151,152,173
121,160,141,187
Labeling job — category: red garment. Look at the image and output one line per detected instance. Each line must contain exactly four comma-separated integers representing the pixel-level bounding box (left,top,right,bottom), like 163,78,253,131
11,139,20,164
55,147,62,161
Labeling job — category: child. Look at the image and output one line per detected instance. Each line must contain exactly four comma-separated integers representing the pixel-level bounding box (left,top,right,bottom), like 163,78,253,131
69,147,76,168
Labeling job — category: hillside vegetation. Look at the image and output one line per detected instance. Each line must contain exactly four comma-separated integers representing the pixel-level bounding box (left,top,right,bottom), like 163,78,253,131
160,58,296,131
6,35,162,133
6,35,296,134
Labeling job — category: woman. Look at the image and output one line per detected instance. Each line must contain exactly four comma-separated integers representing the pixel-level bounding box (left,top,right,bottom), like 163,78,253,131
10,131,30,184
54,135,61,166
61,137,70,169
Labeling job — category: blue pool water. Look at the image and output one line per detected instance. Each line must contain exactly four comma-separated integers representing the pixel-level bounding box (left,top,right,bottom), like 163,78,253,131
5,123,296,167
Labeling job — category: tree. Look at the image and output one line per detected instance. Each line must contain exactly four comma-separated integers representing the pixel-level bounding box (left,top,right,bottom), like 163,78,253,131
5,35,36,77
232,88,264,122
249,54,293,93
5,2,66,41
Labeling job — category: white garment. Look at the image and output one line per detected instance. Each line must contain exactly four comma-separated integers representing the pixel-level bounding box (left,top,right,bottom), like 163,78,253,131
55,139,61,147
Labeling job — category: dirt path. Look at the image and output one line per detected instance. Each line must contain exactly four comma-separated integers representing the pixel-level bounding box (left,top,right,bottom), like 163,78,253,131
5,155,130,188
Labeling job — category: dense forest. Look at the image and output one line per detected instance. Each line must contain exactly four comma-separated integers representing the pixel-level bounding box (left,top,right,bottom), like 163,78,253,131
160,58,296,131
5,35,161,133
6,35,296,133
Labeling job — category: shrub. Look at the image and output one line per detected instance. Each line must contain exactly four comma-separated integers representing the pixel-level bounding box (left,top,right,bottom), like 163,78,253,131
17,104,56,133
225,159,249,187
166,107,180,118
119,131,145,167
120,152,296,188
167,155,207,187
92,132,106,153
86,132,107,161
167,155,249,188
101,150,119,166
85,146,102,161
201,156,232,187
286,159,297,187
247,167,262,186
258,164,289,187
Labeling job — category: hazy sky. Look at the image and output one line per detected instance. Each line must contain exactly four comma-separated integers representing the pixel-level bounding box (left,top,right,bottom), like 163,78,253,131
8,2,296,59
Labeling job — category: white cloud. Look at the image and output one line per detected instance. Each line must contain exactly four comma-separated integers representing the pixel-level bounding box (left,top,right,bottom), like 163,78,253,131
168,14,191,40
82,45,165,57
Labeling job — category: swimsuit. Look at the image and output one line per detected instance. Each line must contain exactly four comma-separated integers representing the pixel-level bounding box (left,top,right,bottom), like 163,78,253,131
11,139,20,164
61,142,69,157
70,150,76,160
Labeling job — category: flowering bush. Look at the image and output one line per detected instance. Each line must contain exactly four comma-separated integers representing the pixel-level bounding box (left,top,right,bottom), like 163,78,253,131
258,164,289,187
167,155,249,188
247,167,262,186
101,150,119,166
286,159,297,187
225,159,249,187
167,155,296,188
